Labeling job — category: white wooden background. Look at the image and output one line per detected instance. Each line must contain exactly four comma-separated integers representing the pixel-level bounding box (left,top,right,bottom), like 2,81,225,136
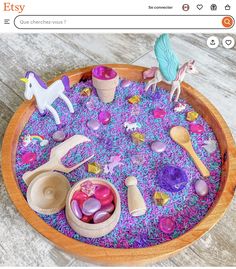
0,34,235,266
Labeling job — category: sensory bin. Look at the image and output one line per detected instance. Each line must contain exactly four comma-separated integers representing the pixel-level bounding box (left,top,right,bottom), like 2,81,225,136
15,79,221,249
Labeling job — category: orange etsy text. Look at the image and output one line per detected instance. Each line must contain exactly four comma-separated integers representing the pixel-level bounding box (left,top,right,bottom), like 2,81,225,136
3,2,25,13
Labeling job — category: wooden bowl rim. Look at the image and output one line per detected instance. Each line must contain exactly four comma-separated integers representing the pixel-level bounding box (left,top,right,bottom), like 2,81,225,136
2,64,236,266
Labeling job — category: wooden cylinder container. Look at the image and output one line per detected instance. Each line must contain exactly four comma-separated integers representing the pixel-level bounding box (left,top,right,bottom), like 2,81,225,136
66,177,121,238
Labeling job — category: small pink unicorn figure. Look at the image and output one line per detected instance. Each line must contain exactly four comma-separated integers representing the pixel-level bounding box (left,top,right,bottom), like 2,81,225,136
104,155,124,174
144,34,198,102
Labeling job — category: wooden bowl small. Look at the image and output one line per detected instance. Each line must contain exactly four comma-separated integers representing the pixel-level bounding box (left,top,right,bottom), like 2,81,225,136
66,177,121,238
27,171,70,215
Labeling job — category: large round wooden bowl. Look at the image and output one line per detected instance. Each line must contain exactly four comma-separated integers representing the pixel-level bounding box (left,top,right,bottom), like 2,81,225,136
2,64,236,266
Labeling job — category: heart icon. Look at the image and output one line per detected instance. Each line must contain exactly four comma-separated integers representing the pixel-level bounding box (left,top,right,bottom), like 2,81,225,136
225,40,232,45
197,4,203,10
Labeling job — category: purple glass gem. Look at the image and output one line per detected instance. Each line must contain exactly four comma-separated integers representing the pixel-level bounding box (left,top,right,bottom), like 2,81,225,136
151,141,166,153
52,130,66,142
100,203,115,213
157,165,188,192
159,217,175,234
98,111,111,125
87,119,100,131
71,200,82,219
93,210,111,224
195,179,208,196
92,66,117,80
82,198,101,216
121,79,132,88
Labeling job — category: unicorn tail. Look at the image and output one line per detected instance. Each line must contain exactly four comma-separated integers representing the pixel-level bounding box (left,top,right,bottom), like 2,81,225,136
61,75,70,91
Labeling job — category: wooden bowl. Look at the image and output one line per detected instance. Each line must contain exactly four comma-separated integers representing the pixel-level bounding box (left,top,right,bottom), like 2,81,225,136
2,64,236,266
27,171,70,215
66,177,121,238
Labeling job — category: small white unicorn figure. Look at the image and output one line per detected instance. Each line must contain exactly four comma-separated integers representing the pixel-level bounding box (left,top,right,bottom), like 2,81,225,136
22,134,32,147
104,155,124,174
20,71,74,125
144,34,199,102
124,122,142,131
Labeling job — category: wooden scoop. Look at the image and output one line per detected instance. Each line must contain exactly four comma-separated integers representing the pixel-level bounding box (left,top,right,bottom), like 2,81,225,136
22,135,94,186
170,126,210,177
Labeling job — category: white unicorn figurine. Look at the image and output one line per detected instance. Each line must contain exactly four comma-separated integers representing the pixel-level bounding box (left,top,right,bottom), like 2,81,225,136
20,71,74,124
143,34,199,102
124,122,141,131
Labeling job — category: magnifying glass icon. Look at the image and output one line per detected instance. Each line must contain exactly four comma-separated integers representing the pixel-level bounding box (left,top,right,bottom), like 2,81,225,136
222,16,234,28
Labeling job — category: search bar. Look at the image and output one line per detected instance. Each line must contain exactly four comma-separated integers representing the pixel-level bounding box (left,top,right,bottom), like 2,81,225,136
14,15,235,29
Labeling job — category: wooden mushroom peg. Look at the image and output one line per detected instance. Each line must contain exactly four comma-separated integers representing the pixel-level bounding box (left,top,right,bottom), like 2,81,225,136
125,176,147,217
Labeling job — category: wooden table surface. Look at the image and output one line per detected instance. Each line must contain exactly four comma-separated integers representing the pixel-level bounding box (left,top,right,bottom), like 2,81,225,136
0,33,235,266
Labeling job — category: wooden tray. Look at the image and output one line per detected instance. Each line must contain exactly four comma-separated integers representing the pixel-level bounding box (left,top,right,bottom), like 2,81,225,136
2,64,236,266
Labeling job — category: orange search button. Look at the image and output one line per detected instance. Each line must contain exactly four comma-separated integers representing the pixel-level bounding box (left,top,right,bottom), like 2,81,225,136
222,16,235,28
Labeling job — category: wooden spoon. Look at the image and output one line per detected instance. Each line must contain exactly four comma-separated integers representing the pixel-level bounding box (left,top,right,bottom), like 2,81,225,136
22,135,94,186
170,126,210,177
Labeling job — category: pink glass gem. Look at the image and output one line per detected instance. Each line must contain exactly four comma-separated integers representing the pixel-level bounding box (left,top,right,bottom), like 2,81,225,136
92,66,117,80
81,180,96,197
22,152,36,164
159,217,175,234
71,200,82,219
93,210,111,224
95,185,111,200
121,79,132,88
195,179,208,196
72,190,88,207
151,141,166,153
99,193,114,206
98,111,111,125
100,203,115,213
190,123,204,134
81,214,93,223
153,108,166,119
87,119,100,131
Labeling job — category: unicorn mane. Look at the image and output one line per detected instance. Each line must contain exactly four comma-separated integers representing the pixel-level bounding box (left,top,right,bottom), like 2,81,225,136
25,71,47,89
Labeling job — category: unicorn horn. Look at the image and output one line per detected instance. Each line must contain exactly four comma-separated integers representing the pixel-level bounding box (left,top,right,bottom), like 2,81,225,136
20,78,29,83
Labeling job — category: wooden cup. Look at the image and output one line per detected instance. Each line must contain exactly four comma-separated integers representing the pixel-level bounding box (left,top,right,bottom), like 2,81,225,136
66,177,121,238
92,74,119,103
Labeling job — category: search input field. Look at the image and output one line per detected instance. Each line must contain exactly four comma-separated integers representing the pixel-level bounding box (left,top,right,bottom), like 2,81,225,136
14,15,235,30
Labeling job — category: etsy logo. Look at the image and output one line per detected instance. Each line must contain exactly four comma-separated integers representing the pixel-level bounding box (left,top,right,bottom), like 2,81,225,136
3,2,25,13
